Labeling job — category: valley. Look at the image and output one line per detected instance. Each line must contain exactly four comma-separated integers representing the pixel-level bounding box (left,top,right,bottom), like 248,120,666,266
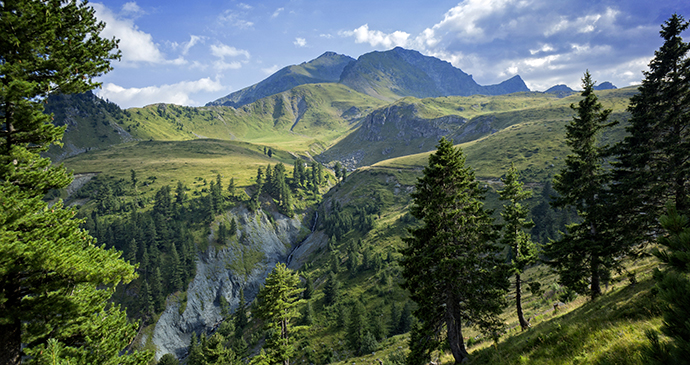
45,47,663,365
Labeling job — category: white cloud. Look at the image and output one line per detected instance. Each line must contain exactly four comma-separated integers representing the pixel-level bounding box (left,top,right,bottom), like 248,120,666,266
121,2,143,16
544,8,618,36
213,60,243,71
422,0,517,44
210,44,250,59
210,43,250,72
92,3,177,66
294,38,307,47
340,24,410,48
181,35,204,55
237,3,252,10
97,78,226,108
272,7,284,18
218,9,254,29
529,43,555,55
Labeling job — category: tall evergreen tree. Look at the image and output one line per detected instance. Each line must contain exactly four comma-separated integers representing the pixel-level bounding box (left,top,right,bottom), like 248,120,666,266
254,263,304,365
400,137,509,364
498,163,538,330
611,14,690,245
0,0,150,363
643,205,690,364
544,71,618,300
234,288,249,337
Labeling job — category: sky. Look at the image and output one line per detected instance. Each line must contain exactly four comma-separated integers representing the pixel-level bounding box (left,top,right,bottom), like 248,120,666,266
90,0,690,109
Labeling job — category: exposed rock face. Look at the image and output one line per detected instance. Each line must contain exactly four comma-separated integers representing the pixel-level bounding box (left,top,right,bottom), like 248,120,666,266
151,206,325,360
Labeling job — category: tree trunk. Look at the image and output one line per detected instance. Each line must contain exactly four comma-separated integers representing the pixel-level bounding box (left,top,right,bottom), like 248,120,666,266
516,273,530,331
446,297,469,364
0,319,21,365
589,222,602,300
591,254,601,300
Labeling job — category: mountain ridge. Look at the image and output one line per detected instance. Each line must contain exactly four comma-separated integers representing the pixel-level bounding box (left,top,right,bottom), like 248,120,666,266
208,47,530,108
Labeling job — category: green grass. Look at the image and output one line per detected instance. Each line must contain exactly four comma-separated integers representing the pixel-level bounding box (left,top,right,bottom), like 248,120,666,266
62,139,297,201
469,260,662,365
321,86,635,169
114,83,386,157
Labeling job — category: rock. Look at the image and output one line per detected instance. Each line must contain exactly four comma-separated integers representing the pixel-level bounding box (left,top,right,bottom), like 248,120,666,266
151,206,324,360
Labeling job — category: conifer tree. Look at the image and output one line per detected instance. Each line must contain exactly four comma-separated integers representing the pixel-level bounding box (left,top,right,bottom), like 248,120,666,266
401,137,508,364
611,14,690,244
0,0,150,363
498,163,538,330
303,276,314,300
544,71,618,300
347,301,366,354
643,205,690,364
234,288,249,337
254,263,304,365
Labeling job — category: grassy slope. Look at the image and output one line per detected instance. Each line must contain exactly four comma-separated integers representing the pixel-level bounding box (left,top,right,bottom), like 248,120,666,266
115,83,386,156
322,87,635,169
63,139,297,202
374,88,634,182
289,162,663,365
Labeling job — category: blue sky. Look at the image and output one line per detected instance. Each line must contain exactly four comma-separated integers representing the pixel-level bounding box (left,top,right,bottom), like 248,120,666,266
91,0,690,109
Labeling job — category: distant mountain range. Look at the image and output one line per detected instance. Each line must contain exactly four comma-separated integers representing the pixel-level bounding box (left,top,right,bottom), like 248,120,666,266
207,47,531,108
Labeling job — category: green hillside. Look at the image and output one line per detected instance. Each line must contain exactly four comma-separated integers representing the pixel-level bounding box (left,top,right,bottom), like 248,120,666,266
323,87,635,170
113,83,386,156
54,81,664,365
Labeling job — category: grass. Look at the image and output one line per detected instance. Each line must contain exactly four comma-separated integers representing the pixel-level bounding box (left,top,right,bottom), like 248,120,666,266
62,139,297,201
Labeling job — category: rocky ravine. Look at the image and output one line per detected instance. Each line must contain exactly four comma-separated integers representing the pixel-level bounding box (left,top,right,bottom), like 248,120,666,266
151,206,324,360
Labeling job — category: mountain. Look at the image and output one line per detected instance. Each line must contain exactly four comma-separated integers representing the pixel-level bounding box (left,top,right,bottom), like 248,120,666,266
545,84,576,98
594,81,617,90
43,91,136,162
206,52,355,107
339,47,530,100
208,47,530,108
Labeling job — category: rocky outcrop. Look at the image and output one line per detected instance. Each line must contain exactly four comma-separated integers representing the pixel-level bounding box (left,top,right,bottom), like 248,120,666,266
151,206,325,360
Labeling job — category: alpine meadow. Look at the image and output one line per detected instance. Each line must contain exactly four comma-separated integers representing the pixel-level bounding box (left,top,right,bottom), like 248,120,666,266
2,1,690,365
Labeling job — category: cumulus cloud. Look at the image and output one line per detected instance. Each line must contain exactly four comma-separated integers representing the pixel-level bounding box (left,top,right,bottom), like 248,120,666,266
209,43,250,72
294,38,307,47
92,3,178,66
362,0,659,90
97,78,226,108
340,24,410,48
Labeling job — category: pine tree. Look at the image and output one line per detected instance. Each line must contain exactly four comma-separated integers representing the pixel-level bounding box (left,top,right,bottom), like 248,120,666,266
0,0,150,363
324,272,341,306
611,14,690,245
227,177,236,198
643,205,690,363
347,301,366,354
168,242,184,292
151,267,165,311
234,288,249,337
544,71,618,300
498,163,538,330
303,276,314,300
400,137,508,364
254,263,304,365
